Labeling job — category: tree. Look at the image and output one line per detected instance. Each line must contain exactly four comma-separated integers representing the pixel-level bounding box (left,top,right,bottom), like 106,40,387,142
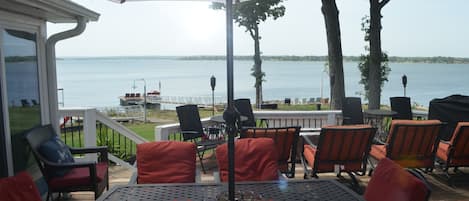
358,16,390,100
368,0,390,109
321,0,345,110
212,0,285,108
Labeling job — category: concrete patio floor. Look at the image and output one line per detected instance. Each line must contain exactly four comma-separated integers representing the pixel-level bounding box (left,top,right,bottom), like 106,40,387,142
65,157,469,201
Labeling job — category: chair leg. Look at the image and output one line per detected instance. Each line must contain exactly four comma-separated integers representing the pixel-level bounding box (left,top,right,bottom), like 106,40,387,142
346,172,361,193
197,150,207,174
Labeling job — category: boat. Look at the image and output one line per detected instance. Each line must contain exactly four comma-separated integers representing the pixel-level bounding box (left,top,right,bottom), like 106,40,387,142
119,90,161,108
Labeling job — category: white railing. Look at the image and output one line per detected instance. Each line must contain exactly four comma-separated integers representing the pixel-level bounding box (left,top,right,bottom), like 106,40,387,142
155,110,343,141
59,107,148,169
154,110,428,141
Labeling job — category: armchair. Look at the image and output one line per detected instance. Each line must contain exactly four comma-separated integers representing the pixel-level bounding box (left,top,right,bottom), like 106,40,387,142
24,124,108,200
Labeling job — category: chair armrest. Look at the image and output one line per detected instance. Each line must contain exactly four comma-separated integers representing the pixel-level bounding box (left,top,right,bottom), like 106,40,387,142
70,146,108,162
128,171,138,184
440,140,451,145
180,131,199,135
44,160,97,169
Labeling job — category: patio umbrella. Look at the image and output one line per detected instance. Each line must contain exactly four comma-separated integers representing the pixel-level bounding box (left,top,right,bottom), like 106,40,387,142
110,0,239,200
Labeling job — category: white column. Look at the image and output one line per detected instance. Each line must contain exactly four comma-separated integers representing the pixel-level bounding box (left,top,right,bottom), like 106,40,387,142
83,108,97,161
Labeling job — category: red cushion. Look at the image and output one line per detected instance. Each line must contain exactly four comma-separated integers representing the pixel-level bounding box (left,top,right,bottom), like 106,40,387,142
137,141,196,184
242,128,297,172
370,145,387,161
48,162,108,190
365,158,429,201
436,142,449,162
216,138,279,182
303,145,362,173
0,172,41,201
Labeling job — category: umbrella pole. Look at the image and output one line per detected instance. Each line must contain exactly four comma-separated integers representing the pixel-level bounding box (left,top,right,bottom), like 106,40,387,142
223,0,235,200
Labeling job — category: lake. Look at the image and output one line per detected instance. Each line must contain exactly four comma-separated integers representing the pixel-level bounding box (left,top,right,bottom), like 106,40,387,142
56,57,469,109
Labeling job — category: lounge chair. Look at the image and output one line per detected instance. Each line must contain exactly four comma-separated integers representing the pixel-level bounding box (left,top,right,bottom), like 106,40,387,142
370,120,443,172
240,126,300,178
302,124,376,190
436,122,469,184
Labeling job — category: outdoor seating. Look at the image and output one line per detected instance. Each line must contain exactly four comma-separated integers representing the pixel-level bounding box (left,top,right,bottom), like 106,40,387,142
302,125,376,189
234,98,257,127
215,138,279,182
176,104,224,173
390,96,413,120
24,124,109,200
0,171,42,201
134,141,196,184
240,126,300,178
436,122,469,184
369,120,442,172
365,158,431,201
234,98,268,127
342,97,364,125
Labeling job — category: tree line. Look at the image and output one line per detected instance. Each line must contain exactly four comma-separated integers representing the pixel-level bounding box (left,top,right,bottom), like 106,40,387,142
178,55,469,64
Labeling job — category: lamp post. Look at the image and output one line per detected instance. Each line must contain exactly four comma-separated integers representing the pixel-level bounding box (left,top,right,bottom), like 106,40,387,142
135,78,147,122
402,74,407,97
210,75,216,116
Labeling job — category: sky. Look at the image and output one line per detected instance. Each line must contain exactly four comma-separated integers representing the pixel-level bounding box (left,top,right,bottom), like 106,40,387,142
48,0,469,57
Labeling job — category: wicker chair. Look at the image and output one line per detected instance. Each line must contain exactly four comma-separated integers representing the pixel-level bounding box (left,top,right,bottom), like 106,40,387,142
24,124,108,200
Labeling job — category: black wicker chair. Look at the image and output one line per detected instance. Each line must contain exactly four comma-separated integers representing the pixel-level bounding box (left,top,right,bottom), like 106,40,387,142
24,124,108,200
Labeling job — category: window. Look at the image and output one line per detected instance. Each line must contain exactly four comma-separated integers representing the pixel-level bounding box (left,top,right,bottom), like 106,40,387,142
3,29,41,173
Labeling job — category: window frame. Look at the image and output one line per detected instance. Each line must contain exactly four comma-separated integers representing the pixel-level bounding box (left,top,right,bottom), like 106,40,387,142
0,10,48,176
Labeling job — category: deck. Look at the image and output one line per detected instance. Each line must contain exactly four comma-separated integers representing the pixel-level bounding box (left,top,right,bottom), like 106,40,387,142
64,156,469,201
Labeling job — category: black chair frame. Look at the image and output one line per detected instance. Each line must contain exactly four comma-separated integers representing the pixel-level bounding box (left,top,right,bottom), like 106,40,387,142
24,124,108,200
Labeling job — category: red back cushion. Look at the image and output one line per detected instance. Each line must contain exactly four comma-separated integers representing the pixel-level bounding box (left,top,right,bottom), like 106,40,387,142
0,171,41,201
387,120,441,160
242,127,298,171
216,138,279,182
137,141,196,184
365,158,429,201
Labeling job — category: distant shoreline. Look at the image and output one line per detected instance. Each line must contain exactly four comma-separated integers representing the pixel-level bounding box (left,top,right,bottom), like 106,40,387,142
57,55,469,64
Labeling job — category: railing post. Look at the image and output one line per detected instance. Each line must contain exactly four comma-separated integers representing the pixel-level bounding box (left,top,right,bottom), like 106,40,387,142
155,126,167,141
83,108,97,161
327,112,336,125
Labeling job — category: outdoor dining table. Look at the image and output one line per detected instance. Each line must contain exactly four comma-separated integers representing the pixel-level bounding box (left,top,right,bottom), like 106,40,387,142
97,179,364,201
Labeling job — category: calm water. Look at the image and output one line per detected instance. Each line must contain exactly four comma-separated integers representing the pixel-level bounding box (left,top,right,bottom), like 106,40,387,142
56,58,469,109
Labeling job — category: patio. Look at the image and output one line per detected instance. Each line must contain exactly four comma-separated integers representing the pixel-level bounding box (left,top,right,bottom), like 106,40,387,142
65,157,469,201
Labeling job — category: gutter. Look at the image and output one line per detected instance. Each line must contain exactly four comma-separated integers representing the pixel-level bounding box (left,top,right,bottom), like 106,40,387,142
45,16,87,133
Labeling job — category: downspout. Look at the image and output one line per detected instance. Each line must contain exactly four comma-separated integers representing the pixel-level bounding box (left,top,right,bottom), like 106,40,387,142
45,16,87,133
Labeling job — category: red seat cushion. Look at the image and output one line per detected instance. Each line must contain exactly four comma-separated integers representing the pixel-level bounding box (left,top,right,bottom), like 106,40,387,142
370,145,387,161
137,141,196,184
365,158,429,201
436,142,449,163
48,162,108,190
0,172,41,201
216,138,279,182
